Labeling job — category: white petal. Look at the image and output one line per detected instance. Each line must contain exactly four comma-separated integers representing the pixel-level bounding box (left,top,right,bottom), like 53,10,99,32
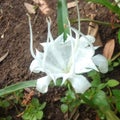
30,49,43,73
30,59,42,73
43,38,72,73
55,34,64,43
69,75,91,94
35,49,43,60
92,54,108,73
36,76,52,93
75,47,98,73
78,35,95,48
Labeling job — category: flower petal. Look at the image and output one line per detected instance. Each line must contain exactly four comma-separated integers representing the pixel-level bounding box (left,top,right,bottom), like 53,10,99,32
75,46,98,73
92,54,108,73
43,38,72,73
36,76,52,93
30,59,42,73
30,49,43,73
69,75,91,94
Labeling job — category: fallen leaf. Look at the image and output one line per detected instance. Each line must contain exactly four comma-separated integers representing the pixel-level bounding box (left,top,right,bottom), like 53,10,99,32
87,14,103,46
0,51,9,62
103,39,115,60
24,2,36,14
96,115,100,120
38,0,51,15
67,1,79,9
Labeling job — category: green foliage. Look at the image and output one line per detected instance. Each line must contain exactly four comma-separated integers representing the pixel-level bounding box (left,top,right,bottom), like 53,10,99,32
86,0,120,17
60,85,81,112
0,90,24,119
109,58,120,71
91,90,110,111
22,98,46,120
88,71,101,87
0,80,36,96
0,116,12,120
112,89,120,112
86,90,120,120
0,90,23,108
61,104,68,113
57,0,70,40
107,79,119,87
0,98,10,108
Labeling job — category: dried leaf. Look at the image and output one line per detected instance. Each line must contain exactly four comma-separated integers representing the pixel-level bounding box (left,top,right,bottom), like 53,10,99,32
87,14,103,46
103,39,115,60
32,0,39,4
67,1,79,9
96,115,100,120
0,51,9,62
24,2,36,14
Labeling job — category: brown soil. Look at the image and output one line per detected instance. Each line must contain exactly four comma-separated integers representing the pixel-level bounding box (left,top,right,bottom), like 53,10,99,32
0,0,120,120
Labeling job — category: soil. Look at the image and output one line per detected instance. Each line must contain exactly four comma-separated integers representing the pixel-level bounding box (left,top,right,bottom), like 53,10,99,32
0,0,120,120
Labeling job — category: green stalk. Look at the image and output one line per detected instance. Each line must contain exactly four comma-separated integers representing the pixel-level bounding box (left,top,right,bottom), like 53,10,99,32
57,0,70,40
105,110,120,120
0,80,36,96
111,52,120,61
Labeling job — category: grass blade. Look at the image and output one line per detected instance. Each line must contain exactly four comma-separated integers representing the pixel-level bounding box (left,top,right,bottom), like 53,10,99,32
57,0,70,40
0,80,36,96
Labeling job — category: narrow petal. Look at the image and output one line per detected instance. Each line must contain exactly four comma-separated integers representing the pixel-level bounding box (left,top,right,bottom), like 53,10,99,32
30,59,42,73
77,35,95,48
36,76,52,93
75,47,98,73
92,54,108,73
30,49,43,73
69,75,91,94
46,18,53,42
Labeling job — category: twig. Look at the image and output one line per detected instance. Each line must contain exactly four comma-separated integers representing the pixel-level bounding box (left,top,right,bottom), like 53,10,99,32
111,52,120,61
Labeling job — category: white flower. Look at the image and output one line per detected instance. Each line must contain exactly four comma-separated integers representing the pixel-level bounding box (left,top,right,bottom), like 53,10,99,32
114,0,120,8
29,19,108,94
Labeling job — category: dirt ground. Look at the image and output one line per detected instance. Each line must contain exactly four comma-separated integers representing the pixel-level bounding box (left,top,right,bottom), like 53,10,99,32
0,0,120,120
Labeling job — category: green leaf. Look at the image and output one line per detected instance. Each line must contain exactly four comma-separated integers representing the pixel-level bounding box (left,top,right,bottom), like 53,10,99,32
107,79,119,87
22,98,45,120
0,80,36,96
112,89,120,98
113,62,120,67
56,78,62,86
61,104,68,113
0,100,10,108
92,90,110,111
57,0,70,40
39,102,46,110
31,98,39,106
36,111,43,120
66,89,76,100
105,110,120,120
116,101,120,112
112,89,120,112
97,83,107,90
88,71,101,87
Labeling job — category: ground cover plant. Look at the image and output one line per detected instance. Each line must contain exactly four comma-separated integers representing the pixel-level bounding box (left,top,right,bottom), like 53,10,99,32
0,0,120,120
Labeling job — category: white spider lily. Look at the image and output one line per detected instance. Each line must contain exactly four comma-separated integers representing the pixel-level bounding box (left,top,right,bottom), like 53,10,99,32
29,19,108,94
